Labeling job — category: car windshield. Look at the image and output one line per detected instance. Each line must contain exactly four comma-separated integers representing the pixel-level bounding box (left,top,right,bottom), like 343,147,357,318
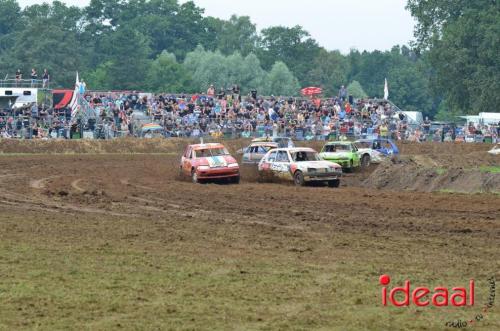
324,144,350,152
196,147,229,157
355,142,370,149
291,151,321,162
260,146,274,152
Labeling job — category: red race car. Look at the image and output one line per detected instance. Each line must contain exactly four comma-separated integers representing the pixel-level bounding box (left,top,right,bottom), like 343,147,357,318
180,143,240,184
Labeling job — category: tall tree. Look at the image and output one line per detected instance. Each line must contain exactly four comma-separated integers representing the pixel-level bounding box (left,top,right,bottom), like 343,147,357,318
95,25,152,90
259,25,321,85
146,51,193,93
306,49,350,96
407,0,500,114
265,61,300,96
213,15,259,56
0,0,20,36
0,1,84,87
347,81,368,99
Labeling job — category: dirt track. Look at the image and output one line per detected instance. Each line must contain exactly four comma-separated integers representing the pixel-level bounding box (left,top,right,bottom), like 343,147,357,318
0,149,498,249
0,139,498,237
0,140,499,330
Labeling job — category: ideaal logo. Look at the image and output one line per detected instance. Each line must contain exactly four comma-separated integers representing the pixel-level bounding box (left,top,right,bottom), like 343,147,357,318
379,275,474,307
379,275,496,328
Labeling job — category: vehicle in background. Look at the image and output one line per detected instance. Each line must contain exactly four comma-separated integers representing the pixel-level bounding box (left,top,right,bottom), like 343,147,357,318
180,143,240,184
239,141,279,164
355,138,399,157
488,143,500,155
354,140,386,165
258,147,342,187
252,136,295,148
319,141,361,171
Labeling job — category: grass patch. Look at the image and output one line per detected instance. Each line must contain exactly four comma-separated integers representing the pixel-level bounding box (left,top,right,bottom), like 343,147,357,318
435,168,447,175
1,211,499,330
479,166,500,174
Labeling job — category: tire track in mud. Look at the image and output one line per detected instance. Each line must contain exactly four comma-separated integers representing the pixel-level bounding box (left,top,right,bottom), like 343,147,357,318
70,179,86,193
0,174,139,218
120,178,156,191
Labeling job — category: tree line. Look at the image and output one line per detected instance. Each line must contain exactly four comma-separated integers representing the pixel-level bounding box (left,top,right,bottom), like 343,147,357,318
0,0,497,118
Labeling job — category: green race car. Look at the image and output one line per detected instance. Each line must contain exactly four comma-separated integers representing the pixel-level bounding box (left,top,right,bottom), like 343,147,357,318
319,141,361,172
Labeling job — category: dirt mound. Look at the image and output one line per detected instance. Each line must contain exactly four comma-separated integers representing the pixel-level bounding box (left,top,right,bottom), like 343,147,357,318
0,138,191,154
397,141,498,167
364,156,500,193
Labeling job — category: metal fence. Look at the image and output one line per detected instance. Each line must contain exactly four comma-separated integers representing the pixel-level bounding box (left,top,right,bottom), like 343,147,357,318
0,79,49,89
1,111,498,143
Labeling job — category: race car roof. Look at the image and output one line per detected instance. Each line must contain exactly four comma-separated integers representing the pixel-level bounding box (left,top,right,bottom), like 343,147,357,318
275,147,316,153
249,142,279,147
190,143,226,150
324,141,352,145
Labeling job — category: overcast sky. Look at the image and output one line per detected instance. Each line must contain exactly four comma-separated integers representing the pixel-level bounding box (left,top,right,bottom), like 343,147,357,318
18,0,416,53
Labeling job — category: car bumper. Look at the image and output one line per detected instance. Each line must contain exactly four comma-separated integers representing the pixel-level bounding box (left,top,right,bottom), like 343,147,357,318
304,171,342,181
197,168,240,179
325,159,352,168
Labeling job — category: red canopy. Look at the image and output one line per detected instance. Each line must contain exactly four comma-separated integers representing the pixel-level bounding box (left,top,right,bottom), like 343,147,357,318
300,87,322,96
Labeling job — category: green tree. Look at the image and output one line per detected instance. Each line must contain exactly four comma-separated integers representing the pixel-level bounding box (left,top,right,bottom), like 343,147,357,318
348,50,393,98
388,61,431,113
0,0,20,36
213,15,259,56
0,20,83,87
96,25,152,90
85,61,113,90
265,61,300,96
306,49,350,95
183,46,266,94
146,51,193,93
346,81,368,99
259,25,321,84
407,0,500,114
0,0,21,55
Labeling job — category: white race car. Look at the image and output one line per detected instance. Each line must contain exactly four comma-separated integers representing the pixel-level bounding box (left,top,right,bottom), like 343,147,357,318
354,140,386,164
488,143,500,155
258,147,342,187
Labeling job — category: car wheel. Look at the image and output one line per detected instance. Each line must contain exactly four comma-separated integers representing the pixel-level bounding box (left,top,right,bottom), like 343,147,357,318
361,154,371,168
191,169,199,184
179,166,184,179
328,179,340,188
294,171,305,186
232,176,240,184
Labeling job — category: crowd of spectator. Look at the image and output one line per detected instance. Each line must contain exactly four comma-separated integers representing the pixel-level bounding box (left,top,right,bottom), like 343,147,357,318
83,88,499,142
1,85,499,142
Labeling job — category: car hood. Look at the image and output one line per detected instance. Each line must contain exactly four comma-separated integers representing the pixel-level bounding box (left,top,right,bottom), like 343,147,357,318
297,160,341,169
357,148,382,156
320,152,351,159
198,155,237,167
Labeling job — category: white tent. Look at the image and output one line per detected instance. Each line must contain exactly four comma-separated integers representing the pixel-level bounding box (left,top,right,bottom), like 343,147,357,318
478,113,500,125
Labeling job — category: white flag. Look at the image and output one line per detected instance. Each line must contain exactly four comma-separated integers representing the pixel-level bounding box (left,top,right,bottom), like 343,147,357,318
69,72,80,118
384,78,389,100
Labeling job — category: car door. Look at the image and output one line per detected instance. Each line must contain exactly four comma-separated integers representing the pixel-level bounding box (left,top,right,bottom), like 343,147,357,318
182,147,193,175
351,143,361,166
242,146,252,163
260,150,277,172
271,150,292,178
249,146,260,163
254,146,270,163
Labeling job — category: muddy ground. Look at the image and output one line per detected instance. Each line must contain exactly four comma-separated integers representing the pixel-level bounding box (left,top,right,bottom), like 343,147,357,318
0,139,498,330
